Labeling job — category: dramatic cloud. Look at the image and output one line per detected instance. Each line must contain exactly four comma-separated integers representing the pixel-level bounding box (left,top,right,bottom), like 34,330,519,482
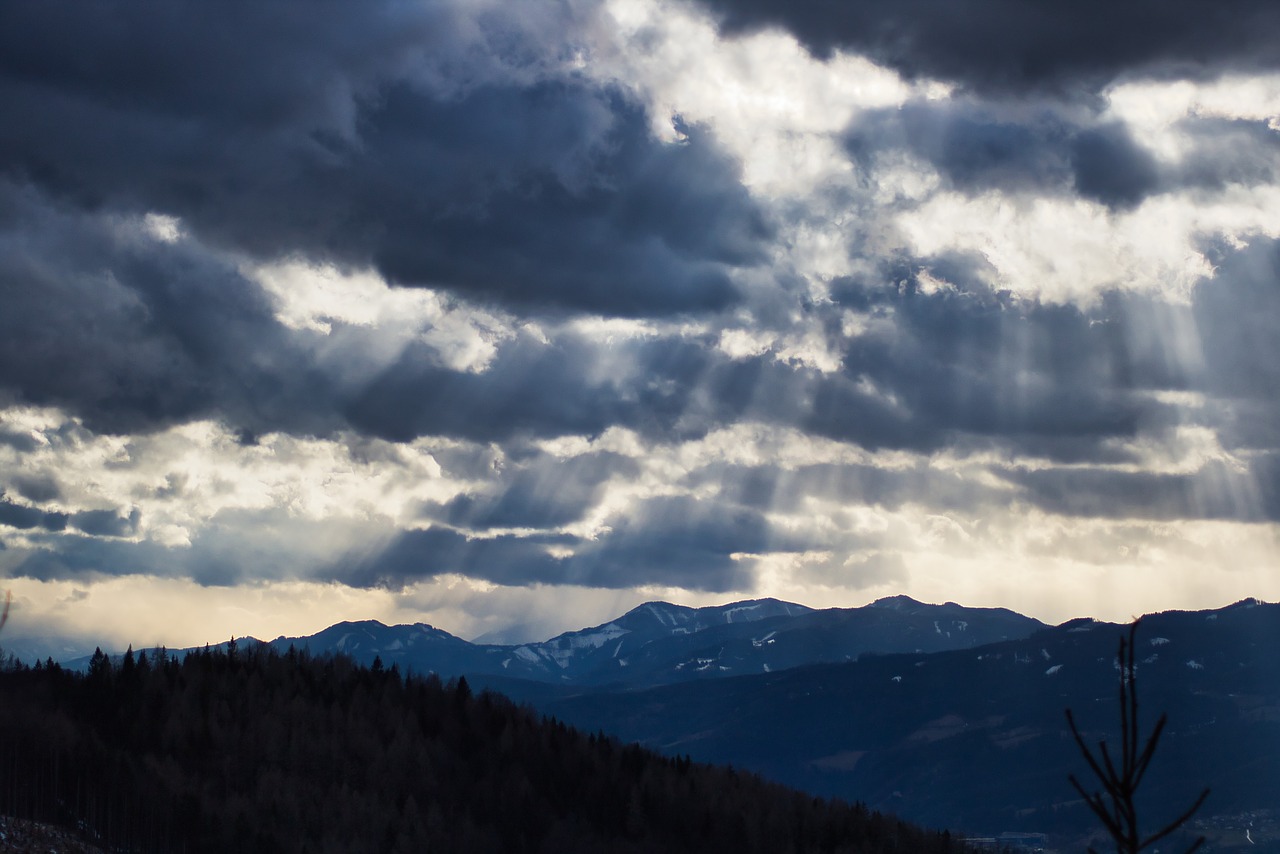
1,0,1279,655
0,0,768,317
690,0,1280,94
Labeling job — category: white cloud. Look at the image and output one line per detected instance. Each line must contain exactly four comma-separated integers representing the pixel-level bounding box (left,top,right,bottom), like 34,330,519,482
0,408,469,547
1104,74,1280,155
252,260,514,373
893,189,1280,303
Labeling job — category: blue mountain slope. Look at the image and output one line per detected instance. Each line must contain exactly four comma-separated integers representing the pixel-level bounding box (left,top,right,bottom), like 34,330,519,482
266,598,813,684
529,599,1280,852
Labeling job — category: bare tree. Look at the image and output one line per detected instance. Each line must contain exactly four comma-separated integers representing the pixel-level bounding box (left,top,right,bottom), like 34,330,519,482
1066,618,1209,854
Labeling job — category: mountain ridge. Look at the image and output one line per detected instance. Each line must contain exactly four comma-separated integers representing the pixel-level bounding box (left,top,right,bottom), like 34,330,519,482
252,594,1045,689
51,594,1047,688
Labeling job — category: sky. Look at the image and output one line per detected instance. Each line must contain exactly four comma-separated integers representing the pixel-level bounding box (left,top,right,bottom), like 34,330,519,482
2,0,1280,655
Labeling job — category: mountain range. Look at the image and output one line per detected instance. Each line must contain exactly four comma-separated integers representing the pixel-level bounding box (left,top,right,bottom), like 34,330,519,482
523,599,1280,852
264,595,1045,689
40,595,1280,851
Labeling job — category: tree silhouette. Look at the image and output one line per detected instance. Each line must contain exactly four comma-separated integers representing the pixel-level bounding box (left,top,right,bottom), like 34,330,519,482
1066,618,1209,854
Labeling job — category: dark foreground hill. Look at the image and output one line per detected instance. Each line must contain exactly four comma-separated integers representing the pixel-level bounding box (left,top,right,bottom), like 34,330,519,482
0,644,967,854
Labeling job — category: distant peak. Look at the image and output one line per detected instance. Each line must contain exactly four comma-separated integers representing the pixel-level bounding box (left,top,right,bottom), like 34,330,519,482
622,600,685,620
869,595,925,611
1223,597,1268,611
328,619,390,631
710,597,809,611
633,599,677,612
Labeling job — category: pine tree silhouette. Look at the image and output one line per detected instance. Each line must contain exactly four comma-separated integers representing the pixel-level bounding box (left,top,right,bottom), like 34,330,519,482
1066,618,1209,854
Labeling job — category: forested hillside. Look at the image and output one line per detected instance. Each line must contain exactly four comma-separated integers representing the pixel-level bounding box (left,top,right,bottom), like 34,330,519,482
0,644,967,853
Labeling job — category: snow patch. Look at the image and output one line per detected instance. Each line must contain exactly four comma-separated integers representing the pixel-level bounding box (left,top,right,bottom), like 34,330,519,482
645,603,676,626
564,623,629,651
752,631,778,648
536,623,630,669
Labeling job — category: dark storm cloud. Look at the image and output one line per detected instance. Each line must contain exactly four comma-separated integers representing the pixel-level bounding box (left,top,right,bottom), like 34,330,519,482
346,330,733,445
432,451,639,531
0,495,68,532
846,102,1174,209
845,103,1075,195
689,0,1280,94
344,336,635,444
1179,236,1280,455
5,441,780,589
0,184,334,436
790,235,1280,523
1000,460,1276,522
1253,453,1280,522
343,527,556,589
0,0,768,317
70,508,142,539
12,510,370,586
1193,237,1280,405
9,535,172,582
11,475,61,503
0,492,139,537
563,495,782,588
0,179,731,444
350,496,783,590
346,253,1191,461
0,428,40,453
0,0,1266,458
701,461,998,515
820,264,1170,459
1170,118,1280,192
1069,124,1161,208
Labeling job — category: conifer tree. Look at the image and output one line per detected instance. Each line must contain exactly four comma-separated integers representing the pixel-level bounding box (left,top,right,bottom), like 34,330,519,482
1066,619,1209,854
